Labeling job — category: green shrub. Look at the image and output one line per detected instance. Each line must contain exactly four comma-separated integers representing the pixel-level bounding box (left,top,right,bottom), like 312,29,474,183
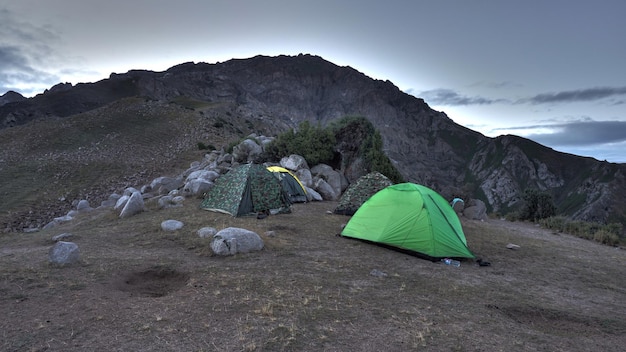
226,139,241,154
329,116,405,183
538,217,623,246
563,221,593,239
505,211,521,222
197,142,215,150
263,116,404,182
519,188,556,221
363,132,405,184
593,230,619,246
264,121,335,165
604,222,624,237
539,216,567,231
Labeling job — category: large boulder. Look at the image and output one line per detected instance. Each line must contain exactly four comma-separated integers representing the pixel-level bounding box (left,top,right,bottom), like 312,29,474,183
114,195,130,210
76,200,93,212
100,193,122,208
295,168,313,188
211,227,264,256
304,186,323,201
49,241,80,265
183,179,213,197
158,195,184,209
119,191,145,218
186,169,220,183
232,138,263,162
150,176,184,195
280,154,309,171
463,198,488,220
310,164,347,196
313,178,339,201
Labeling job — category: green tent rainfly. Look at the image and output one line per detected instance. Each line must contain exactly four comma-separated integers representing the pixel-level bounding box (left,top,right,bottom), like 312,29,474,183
341,183,475,259
200,164,291,217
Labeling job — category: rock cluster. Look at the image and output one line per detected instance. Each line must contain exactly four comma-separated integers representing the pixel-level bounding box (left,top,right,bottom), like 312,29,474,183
39,134,350,230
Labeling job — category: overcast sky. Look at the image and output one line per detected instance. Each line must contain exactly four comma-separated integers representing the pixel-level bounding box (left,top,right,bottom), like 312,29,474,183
2,0,625,162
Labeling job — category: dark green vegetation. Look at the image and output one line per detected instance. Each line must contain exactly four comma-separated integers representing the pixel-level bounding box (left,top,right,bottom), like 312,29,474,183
540,216,624,246
329,116,405,184
263,116,404,184
506,189,625,247
263,120,336,166
519,189,557,221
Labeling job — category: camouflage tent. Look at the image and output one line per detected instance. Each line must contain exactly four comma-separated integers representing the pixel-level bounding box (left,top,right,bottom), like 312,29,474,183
200,164,291,217
333,171,394,215
266,166,308,203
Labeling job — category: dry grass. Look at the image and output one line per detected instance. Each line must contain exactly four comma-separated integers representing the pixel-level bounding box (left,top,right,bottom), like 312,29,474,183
1,200,625,351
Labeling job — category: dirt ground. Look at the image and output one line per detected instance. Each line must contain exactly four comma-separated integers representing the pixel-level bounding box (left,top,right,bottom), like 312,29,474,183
1,200,625,352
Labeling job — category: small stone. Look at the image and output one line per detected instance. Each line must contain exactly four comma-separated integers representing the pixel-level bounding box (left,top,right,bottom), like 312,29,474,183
161,220,184,232
197,227,217,238
506,243,521,250
370,269,388,277
52,233,73,242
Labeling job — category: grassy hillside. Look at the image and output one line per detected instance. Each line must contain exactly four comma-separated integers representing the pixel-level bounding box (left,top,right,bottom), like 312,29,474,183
0,97,242,232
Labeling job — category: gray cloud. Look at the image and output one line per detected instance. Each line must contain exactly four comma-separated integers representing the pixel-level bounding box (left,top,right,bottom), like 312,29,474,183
415,88,507,106
0,9,61,94
493,120,626,146
411,85,626,108
524,87,626,104
468,81,524,90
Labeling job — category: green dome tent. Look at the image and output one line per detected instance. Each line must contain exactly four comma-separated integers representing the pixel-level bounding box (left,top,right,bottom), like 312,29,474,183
200,164,291,217
341,183,475,259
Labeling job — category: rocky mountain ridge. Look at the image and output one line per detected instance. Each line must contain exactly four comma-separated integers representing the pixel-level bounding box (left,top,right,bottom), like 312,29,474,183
1,54,625,226
0,91,26,106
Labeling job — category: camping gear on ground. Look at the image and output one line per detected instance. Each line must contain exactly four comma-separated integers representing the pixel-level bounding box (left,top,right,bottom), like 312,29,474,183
266,166,308,203
200,163,291,217
341,183,475,259
476,258,491,266
333,171,393,215
441,258,461,267
451,197,464,213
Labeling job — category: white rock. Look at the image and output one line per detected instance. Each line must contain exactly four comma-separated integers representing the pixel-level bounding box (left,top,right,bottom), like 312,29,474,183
197,227,218,238
161,220,184,232
119,191,144,218
49,241,80,265
211,227,263,255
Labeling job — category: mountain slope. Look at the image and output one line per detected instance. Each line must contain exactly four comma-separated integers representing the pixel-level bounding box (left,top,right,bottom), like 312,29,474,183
1,54,624,227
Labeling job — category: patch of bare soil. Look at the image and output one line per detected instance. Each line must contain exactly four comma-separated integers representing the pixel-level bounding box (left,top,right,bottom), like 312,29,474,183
114,266,190,298
1,201,625,351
